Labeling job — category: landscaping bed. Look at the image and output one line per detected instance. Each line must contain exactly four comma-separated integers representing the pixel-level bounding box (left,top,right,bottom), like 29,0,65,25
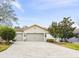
0,42,11,52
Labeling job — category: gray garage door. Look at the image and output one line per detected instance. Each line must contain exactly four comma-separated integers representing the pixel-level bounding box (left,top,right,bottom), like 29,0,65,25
15,33,23,41
25,33,44,41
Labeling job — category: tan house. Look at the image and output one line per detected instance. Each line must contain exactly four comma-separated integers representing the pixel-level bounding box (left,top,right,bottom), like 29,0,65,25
15,24,79,42
15,24,49,42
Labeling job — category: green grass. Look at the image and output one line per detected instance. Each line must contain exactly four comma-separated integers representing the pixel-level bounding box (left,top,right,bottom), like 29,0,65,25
58,42,79,50
47,40,79,50
0,43,11,52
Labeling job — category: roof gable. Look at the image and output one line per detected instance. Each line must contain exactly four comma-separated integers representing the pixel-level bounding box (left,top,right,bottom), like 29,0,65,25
24,24,48,33
24,24,47,30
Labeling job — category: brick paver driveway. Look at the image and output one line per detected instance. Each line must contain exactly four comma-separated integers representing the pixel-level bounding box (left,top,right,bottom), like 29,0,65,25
0,42,79,58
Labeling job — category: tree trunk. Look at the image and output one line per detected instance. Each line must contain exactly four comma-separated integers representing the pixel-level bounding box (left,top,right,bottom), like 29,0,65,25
6,39,9,45
64,38,68,42
54,38,57,42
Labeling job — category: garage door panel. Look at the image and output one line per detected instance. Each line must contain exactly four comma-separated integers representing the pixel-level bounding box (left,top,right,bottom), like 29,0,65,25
26,33,44,41
16,33,23,41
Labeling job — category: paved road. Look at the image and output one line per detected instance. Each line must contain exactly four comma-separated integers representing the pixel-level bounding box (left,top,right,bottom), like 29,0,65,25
0,42,79,58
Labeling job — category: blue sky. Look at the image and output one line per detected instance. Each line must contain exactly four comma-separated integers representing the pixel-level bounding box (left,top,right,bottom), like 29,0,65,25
12,0,79,28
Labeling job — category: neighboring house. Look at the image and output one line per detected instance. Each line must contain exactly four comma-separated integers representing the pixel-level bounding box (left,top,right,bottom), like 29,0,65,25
73,28,79,35
56,29,79,42
15,24,48,42
68,28,79,42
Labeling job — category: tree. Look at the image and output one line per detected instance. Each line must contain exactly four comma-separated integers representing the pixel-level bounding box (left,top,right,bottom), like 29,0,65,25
0,0,17,26
48,22,59,41
0,25,16,44
48,17,77,42
58,17,77,42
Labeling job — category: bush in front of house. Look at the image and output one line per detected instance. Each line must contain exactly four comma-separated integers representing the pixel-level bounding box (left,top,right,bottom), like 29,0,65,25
0,26,16,44
47,39,55,43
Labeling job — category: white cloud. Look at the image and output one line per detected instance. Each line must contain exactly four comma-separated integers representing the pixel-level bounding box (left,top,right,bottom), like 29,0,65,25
29,0,79,10
12,0,24,12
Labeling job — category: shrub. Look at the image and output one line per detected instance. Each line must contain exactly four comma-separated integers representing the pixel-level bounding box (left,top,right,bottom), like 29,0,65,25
0,26,16,44
47,39,55,43
59,40,64,42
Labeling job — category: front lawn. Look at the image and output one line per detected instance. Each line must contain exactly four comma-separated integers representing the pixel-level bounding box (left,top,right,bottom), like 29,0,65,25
47,39,79,50
0,43,11,52
59,42,79,50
